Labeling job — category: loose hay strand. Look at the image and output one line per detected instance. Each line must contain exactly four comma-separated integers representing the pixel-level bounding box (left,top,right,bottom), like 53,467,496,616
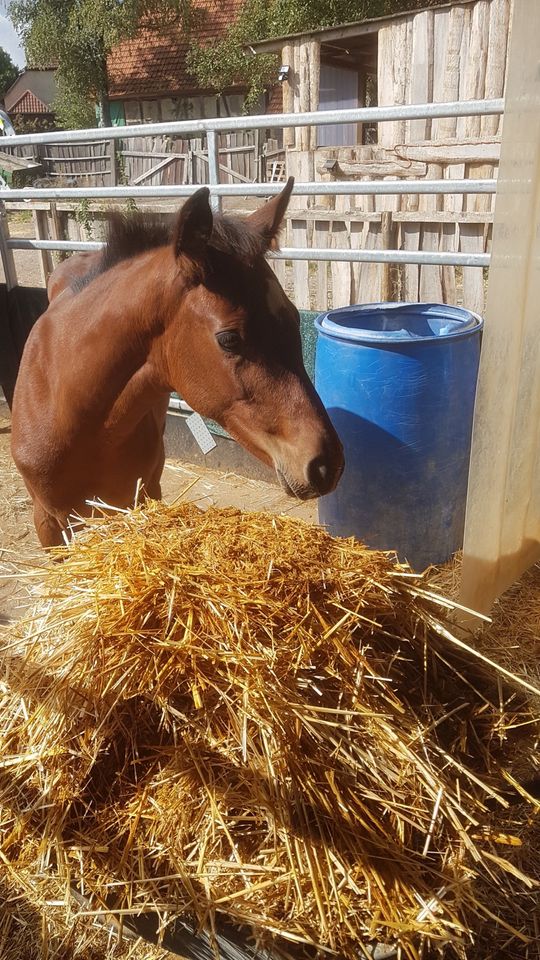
0,501,538,960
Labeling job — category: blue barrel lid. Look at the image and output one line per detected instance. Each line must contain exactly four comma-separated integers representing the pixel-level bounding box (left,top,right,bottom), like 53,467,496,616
315,302,483,343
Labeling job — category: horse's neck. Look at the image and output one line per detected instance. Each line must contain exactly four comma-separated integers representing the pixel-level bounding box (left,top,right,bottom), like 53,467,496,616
55,254,173,431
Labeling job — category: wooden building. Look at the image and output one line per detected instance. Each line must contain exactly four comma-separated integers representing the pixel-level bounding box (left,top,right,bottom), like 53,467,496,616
250,0,512,315
106,0,266,125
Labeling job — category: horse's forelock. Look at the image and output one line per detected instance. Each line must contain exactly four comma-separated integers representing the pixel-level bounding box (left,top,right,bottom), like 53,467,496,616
70,209,268,292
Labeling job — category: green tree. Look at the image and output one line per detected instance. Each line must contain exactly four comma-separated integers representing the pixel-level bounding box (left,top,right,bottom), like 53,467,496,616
9,0,193,128
188,0,446,110
0,46,19,99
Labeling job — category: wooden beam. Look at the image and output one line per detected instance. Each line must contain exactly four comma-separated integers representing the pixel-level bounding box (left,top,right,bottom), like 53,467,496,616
393,210,493,224
319,158,427,178
392,138,500,164
460,0,540,615
282,43,295,149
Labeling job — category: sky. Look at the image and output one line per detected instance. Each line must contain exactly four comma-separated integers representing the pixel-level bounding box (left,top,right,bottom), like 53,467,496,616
0,14,25,68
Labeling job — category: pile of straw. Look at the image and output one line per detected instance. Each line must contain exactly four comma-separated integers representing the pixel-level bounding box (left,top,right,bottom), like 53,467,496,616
0,501,539,960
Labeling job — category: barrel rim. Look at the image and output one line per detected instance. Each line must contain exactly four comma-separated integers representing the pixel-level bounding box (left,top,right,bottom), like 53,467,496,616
314,302,484,344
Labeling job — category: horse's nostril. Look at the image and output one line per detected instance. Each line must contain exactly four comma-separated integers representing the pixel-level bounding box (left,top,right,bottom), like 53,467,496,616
307,456,332,495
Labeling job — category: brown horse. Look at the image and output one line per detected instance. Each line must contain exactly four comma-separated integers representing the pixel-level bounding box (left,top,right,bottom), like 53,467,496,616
46,251,100,303
11,180,344,548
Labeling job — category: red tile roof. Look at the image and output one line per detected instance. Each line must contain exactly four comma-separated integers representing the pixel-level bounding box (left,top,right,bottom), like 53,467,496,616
9,90,52,115
108,0,245,99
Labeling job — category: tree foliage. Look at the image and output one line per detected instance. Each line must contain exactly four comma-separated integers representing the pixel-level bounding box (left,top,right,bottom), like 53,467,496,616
0,46,19,99
9,0,447,128
188,0,447,109
9,0,192,127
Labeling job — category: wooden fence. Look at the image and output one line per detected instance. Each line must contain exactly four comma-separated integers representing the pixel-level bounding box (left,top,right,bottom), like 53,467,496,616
278,0,510,316
1,133,282,187
271,207,489,317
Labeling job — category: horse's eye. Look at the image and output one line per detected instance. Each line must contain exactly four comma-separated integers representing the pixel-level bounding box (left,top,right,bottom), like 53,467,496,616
216,330,242,354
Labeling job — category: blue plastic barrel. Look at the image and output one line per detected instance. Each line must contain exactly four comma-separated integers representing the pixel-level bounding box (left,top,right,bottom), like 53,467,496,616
315,303,483,570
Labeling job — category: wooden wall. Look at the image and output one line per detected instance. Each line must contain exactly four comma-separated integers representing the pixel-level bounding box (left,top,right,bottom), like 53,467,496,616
279,0,512,314
3,132,276,189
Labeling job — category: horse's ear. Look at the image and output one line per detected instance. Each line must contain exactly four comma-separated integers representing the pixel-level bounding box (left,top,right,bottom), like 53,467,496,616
173,187,213,264
246,177,294,251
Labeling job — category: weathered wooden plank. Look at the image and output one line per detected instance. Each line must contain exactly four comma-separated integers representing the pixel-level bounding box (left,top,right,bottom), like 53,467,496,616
356,222,383,303
321,158,427,178
419,224,443,302
349,220,365,305
408,10,434,142
296,40,312,152
433,4,466,140
377,20,411,149
393,209,492,223
459,223,485,316
314,219,330,310
285,210,382,223
282,43,295,150
482,0,511,137
456,4,472,140
393,139,500,164
377,25,394,148
335,155,355,216
374,182,401,215
444,162,466,215
380,211,394,301
460,0,540,615
463,0,490,139
309,40,320,150
291,218,310,310
440,222,457,304
468,161,495,215
401,222,420,302
431,11,450,112
286,151,314,210
421,162,444,215
330,219,351,308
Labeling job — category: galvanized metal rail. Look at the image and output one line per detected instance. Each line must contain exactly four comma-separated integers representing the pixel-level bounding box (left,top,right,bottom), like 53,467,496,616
0,98,504,147
0,98,503,272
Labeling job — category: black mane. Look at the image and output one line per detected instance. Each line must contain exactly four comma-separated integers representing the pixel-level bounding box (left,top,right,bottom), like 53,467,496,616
72,208,268,291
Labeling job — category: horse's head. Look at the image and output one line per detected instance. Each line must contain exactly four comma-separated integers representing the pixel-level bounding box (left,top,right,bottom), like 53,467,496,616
162,180,344,500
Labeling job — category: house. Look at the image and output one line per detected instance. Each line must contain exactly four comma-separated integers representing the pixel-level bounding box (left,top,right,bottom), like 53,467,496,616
3,68,56,128
106,0,268,125
3,1,279,129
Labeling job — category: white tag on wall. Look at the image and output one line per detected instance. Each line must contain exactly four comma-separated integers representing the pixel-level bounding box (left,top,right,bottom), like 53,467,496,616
186,413,217,455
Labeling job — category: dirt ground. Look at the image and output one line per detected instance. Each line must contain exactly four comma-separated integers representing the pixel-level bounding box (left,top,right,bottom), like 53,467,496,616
0,396,316,625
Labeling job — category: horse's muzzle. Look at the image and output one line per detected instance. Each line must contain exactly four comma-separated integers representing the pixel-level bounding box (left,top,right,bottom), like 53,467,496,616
276,449,344,500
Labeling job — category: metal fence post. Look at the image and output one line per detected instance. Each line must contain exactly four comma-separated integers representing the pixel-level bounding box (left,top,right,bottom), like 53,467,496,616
0,202,18,290
109,139,117,186
206,130,222,213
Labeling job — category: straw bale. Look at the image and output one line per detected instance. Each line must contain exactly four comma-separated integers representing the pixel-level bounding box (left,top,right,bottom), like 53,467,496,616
0,502,538,960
